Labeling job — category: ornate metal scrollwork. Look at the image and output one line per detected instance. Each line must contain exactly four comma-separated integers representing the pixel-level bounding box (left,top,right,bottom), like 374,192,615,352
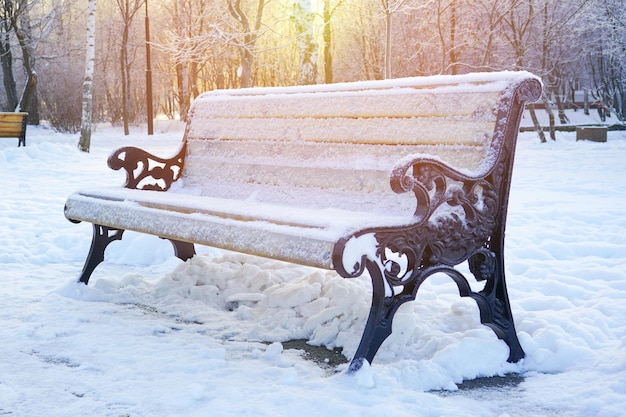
516,77,543,104
386,157,501,269
107,143,186,191
338,159,502,275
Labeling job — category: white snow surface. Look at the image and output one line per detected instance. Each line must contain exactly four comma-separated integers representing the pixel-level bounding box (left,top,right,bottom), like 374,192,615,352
1,114,626,417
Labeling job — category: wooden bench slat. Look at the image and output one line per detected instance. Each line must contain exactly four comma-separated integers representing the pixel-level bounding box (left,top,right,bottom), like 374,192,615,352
0,126,23,135
0,122,24,129
184,138,487,170
187,116,495,146
0,113,28,122
194,90,503,119
184,161,394,193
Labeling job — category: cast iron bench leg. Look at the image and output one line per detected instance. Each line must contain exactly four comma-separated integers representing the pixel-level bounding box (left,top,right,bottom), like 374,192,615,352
18,116,27,147
347,248,525,372
78,226,197,285
468,250,525,363
347,257,419,373
347,258,391,372
78,224,124,284
167,239,196,261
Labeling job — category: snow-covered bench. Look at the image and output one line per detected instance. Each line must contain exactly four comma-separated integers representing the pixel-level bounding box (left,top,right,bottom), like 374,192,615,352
0,112,28,147
64,71,541,372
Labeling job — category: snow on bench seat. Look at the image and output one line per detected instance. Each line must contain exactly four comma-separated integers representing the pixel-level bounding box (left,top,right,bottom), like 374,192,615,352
65,186,414,269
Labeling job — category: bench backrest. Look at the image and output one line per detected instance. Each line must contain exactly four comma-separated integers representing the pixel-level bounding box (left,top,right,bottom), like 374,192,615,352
181,72,540,217
0,112,28,138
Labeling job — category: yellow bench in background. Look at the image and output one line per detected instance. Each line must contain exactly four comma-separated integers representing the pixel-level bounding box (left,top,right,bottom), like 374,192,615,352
0,112,28,147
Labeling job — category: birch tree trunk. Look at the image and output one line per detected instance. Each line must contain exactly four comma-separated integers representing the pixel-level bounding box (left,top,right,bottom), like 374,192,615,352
79,0,96,152
322,0,333,84
380,0,406,79
120,17,129,136
293,0,317,85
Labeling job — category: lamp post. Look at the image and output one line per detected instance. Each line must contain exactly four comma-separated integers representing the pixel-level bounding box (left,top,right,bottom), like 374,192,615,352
145,0,154,135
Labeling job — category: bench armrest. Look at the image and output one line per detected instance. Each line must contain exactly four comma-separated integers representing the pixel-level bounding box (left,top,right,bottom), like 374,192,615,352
107,144,186,191
390,155,496,224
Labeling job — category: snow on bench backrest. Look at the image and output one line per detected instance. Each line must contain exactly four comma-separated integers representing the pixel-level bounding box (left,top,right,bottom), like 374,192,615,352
180,72,534,216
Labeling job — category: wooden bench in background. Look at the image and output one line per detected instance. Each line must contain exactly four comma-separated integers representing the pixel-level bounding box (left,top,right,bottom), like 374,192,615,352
0,112,28,147
64,71,542,372
576,125,608,142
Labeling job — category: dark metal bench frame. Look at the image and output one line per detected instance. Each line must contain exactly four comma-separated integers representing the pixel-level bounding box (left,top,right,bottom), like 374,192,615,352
67,75,542,372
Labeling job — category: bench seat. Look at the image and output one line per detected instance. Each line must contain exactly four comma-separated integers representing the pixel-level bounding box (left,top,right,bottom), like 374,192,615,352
65,186,415,269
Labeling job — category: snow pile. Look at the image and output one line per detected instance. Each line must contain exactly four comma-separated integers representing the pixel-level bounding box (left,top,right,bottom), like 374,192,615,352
1,118,626,416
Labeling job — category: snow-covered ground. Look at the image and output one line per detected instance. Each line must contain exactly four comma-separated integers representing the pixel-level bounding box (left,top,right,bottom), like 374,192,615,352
1,114,625,417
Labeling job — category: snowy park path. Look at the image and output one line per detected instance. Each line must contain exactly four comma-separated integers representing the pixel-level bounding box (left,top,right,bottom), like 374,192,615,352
1,120,625,416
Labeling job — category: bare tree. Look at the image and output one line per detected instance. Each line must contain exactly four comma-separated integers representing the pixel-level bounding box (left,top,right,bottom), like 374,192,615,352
433,0,461,74
3,0,48,122
116,0,143,135
330,0,383,81
227,0,266,88
1,1,19,111
292,0,317,85
498,0,549,141
320,0,342,83
378,0,406,79
585,0,626,121
157,0,229,118
474,0,513,69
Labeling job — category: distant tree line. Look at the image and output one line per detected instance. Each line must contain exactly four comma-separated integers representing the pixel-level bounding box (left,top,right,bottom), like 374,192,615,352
1,0,625,134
